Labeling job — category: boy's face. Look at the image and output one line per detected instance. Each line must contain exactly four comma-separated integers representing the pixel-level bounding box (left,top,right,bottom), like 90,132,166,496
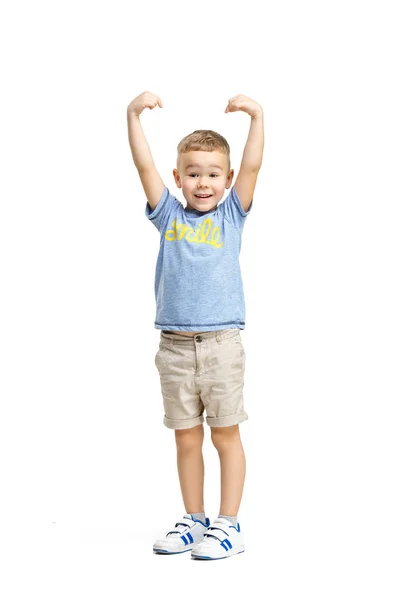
173,151,234,212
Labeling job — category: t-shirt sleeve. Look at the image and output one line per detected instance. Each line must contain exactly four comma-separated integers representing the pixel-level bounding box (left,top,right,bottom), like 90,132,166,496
220,184,253,231
145,186,181,233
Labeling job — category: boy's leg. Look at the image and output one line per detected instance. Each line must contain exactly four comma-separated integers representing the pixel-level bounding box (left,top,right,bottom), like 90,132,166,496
175,424,205,513
190,424,245,560
210,424,246,516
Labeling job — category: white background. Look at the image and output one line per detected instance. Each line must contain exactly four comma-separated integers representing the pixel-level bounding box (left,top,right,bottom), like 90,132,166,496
0,0,399,598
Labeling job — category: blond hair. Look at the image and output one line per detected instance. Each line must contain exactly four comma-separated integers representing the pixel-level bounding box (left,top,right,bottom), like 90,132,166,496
177,130,230,170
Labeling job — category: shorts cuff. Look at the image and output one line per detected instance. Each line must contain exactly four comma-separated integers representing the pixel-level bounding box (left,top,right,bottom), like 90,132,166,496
163,414,205,430
206,411,248,428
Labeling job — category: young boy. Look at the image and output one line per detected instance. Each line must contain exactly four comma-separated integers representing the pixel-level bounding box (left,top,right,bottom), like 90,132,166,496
127,91,264,560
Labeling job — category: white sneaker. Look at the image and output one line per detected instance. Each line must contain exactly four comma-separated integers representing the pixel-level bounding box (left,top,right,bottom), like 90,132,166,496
191,517,245,560
153,514,210,554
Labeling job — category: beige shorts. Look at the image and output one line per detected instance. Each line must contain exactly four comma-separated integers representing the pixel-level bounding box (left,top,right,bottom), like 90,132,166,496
154,328,248,430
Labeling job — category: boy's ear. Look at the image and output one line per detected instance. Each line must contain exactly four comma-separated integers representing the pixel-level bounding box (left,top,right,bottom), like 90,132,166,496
226,169,234,187
173,168,182,188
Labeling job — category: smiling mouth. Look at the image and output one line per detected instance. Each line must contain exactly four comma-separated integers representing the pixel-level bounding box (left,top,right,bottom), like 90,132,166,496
195,194,212,199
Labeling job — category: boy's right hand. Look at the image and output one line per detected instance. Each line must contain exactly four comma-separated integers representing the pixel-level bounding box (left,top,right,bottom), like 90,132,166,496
127,91,163,116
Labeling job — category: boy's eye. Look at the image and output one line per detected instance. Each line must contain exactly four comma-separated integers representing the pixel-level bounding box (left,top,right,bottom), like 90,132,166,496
189,173,219,177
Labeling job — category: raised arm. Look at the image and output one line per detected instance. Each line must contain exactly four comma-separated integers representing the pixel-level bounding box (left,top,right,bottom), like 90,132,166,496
225,95,264,212
127,91,165,210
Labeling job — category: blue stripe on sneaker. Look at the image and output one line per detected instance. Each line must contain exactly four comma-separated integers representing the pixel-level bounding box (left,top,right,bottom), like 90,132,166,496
181,535,188,545
187,532,193,543
220,540,229,551
225,539,232,549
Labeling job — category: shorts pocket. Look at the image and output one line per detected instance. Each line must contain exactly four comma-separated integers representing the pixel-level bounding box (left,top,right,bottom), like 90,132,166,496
155,345,168,373
218,337,245,374
234,340,246,370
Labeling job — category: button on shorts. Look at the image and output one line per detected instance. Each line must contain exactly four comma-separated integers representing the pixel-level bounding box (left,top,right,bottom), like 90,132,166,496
154,328,248,430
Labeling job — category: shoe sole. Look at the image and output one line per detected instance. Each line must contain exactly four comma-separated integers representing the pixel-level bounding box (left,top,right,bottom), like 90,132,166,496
153,546,193,554
191,546,245,560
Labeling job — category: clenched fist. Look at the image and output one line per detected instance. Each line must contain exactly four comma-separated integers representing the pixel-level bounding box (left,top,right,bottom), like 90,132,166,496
224,94,262,118
127,91,163,116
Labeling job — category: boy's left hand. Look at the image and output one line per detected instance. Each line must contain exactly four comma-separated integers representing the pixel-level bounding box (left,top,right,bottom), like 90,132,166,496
224,94,263,118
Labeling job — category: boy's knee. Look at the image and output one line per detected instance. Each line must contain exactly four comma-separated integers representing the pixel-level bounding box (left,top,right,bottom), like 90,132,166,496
175,424,204,451
211,425,239,451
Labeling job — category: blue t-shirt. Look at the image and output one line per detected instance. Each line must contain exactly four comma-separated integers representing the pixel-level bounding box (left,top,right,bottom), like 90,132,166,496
145,184,253,331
